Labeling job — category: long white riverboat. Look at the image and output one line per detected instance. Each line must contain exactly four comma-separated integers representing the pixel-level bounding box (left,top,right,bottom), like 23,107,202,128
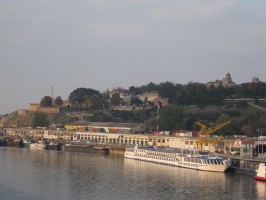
124,145,231,172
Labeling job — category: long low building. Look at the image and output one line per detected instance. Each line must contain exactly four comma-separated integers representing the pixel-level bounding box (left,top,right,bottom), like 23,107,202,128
75,131,200,149
4,128,215,151
64,122,146,134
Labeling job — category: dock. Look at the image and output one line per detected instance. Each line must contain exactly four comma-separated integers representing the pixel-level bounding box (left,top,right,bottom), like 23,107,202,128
222,154,266,174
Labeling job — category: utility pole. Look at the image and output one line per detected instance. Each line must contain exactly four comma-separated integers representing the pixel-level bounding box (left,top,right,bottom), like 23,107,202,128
51,86,54,99
157,105,159,132
51,86,54,105
156,100,162,133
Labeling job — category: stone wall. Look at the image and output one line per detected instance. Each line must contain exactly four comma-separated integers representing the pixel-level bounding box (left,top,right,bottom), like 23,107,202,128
28,104,60,113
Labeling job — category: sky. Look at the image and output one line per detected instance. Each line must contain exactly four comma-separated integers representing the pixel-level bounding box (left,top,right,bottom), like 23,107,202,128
0,0,266,114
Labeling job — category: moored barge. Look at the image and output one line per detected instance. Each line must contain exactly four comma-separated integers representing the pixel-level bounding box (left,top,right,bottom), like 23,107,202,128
64,143,109,155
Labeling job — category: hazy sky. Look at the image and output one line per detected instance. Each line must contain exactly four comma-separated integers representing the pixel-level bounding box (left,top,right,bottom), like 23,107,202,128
1,0,266,114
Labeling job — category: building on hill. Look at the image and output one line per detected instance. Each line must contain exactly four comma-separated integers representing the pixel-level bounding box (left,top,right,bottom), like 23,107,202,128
137,91,168,106
252,76,261,83
206,73,237,88
109,87,135,105
63,100,71,107
137,91,158,102
28,103,60,114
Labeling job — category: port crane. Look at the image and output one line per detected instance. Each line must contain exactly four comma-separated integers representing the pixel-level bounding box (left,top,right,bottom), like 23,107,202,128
195,120,231,150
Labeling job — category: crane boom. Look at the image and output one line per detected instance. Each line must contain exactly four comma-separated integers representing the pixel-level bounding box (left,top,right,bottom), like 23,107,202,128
196,120,231,150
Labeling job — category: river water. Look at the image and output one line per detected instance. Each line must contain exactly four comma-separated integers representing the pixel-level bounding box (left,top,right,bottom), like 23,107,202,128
0,147,265,200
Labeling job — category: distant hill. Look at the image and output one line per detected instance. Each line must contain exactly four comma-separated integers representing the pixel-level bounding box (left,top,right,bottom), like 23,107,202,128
2,100,266,137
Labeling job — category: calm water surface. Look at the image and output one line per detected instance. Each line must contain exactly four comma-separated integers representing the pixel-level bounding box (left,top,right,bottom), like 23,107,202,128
0,147,265,200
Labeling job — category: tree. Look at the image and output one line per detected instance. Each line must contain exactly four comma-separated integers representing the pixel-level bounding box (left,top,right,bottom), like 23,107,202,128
32,113,49,128
129,86,142,95
158,81,176,102
143,97,149,107
159,104,185,131
54,96,63,106
130,96,142,106
40,96,53,107
68,88,101,108
84,93,103,109
110,93,122,106
146,82,158,92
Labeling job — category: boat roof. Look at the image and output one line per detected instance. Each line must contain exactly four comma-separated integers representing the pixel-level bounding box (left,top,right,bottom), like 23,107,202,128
136,146,204,154
133,146,223,159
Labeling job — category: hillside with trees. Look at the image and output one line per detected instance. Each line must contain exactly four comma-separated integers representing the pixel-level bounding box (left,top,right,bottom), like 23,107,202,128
2,81,266,137
66,81,266,136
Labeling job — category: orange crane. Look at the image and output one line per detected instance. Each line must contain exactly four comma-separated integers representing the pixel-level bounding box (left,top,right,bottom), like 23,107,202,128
195,120,231,150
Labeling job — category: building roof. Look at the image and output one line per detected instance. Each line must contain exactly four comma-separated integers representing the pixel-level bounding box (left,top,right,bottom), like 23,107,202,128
65,121,144,128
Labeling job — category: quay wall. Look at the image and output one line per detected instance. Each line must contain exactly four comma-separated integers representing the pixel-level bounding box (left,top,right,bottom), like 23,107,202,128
108,146,126,155
227,156,266,175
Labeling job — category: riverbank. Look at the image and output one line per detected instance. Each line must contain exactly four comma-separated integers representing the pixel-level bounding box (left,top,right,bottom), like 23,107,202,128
1,137,265,176
0,137,126,156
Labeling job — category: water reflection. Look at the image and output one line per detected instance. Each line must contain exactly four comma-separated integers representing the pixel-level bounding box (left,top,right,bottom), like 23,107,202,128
123,158,227,199
255,180,266,199
0,148,265,200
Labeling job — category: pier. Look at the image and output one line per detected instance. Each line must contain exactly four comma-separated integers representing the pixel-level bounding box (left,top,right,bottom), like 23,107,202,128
222,155,266,174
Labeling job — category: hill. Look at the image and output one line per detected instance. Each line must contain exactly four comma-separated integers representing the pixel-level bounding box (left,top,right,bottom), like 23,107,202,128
2,101,266,137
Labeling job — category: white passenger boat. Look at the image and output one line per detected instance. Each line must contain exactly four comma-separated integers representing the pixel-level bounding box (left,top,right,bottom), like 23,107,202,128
29,142,46,150
254,163,266,181
124,145,231,172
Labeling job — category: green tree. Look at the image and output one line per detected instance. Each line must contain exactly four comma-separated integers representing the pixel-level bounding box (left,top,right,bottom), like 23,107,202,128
84,94,104,109
110,93,122,106
130,96,142,106
158,81,176,102
68,88,101,108
40,96,53,107
54,96,63,106
32,113,49,128
159,104,185,131
143,97,149,107
146,82,158,92
129,86,142,95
